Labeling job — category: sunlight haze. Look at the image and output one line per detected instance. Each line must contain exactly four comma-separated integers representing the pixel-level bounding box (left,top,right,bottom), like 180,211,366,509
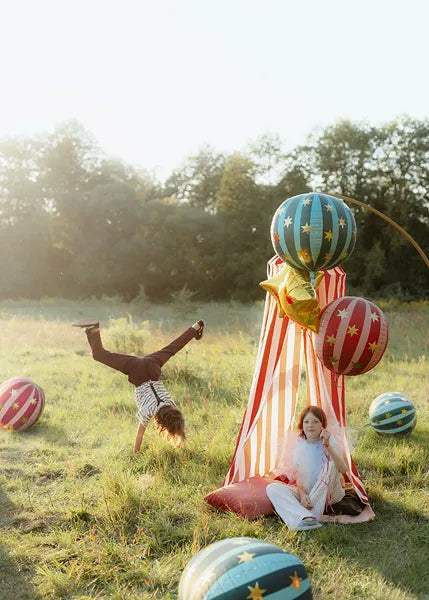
1,0,428,178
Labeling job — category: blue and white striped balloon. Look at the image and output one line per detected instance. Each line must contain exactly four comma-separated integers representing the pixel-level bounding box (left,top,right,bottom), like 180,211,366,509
179,537,312,599
369,392,417,435
271,193,357,274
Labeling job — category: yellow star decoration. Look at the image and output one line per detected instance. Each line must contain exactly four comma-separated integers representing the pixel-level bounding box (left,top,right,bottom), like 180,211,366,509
396,420,403,425
324,252,332,261
302,196,312,205
327,334,336,346
259,263,321,331
328,355,338,364
369,312,379,322
401,409,408,414
338,217,346,228
368,341,378,352
340,250,348,259
301,223,312,234
12,402,19,409
325,203,333,213
237,551,256,564
247,582,267,600
30,399,38,405
347,324,359,337
299,249,309,260
385,413,392,419
324,230,333,241
337,309,349,319
289,571,302,590
21,417,29,423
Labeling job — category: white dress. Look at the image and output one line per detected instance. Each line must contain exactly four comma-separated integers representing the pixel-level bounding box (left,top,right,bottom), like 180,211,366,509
266,437,345,530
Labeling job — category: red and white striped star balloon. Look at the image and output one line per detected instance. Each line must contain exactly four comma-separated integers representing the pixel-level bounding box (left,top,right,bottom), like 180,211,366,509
0,377,45,431
315,297,388,375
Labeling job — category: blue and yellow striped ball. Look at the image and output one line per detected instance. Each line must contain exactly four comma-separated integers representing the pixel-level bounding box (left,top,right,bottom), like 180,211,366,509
369,392,416,435
271,193,356,274
178,537,312,599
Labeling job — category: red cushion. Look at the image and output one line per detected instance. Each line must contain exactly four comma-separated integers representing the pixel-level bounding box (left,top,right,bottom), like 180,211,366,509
204,476,278,520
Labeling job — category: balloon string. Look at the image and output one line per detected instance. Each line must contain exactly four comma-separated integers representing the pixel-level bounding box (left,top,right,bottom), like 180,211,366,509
333,194,429,270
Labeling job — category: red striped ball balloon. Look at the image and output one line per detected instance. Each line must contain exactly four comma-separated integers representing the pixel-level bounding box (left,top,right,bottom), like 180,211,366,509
315,297,388,375
0,377,45,431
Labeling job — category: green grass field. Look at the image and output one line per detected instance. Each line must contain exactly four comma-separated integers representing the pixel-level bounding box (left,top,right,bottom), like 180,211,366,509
0,299,428,600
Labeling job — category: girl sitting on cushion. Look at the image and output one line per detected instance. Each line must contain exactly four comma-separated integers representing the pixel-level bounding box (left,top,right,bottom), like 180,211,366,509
266,406,348,530
72,319,205,451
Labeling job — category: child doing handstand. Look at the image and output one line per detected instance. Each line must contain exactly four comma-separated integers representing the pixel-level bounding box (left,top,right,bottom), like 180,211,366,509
267,406,348,530
72,319,205,451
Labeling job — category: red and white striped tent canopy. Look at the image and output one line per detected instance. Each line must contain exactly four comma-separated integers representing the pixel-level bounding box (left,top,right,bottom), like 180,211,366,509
223,256,369,504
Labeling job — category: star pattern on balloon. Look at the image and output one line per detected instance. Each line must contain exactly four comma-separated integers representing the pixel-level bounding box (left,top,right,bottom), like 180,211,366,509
328,355,338,364
12,402,19,410
368,341,378,352
369,312,379,321
352,361,363,370
21,417,28,423
347,324,359,337
325,203,334,213
396,420,403,425
30,399,38,405
338,217,346,228
301,223,312,234
401,409,407,414
340,250,348,259
337,309,349,319
324,252,332,261
237,551,256,564
327,334,336,345
384,400,390,405
273,233,280,243
299,249,309,260
284,216,292,227
247,582,267,599
289,571,302,590
324,230,333,241
9,388,20,401
302,196,312,205
385,412,391,418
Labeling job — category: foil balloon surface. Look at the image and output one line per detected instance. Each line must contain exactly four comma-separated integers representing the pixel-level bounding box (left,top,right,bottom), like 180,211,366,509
260,264,323,332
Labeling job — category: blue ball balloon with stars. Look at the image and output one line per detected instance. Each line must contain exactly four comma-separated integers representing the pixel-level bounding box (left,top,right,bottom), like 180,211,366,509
369,392,417,435
271,193,357,274
178,537,313,599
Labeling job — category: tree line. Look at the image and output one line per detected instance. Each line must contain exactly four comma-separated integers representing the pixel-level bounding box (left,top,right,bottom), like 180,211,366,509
0,117,428,302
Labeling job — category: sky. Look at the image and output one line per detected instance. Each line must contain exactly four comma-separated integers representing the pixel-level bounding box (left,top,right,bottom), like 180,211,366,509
1,0,429,179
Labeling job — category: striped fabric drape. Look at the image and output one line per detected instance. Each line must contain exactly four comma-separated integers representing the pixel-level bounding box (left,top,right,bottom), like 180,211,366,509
223,256,369,504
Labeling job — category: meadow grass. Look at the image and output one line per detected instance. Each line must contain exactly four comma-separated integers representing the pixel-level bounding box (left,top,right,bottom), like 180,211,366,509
0,299,428,600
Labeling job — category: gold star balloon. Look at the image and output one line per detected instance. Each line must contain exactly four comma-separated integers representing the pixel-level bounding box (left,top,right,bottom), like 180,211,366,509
260,263,323,332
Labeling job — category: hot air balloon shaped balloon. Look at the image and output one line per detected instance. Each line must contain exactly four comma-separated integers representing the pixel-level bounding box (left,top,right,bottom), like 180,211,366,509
0,377,45,431
315,297,388,375
369,392,416,435
271,193,356,276
179,537,313,600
